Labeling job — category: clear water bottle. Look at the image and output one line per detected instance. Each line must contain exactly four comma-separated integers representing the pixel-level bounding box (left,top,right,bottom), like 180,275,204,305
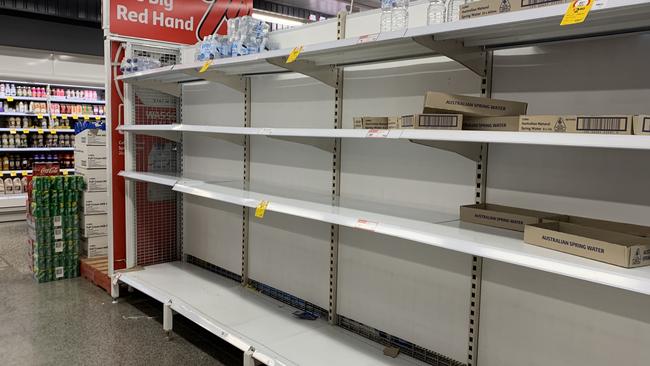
428,0,446,25
391,0,409,31
380,0,393,33
446,0,470,23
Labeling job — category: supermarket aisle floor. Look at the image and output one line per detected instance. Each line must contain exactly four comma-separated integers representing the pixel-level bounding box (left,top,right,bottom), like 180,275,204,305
0,221,240,366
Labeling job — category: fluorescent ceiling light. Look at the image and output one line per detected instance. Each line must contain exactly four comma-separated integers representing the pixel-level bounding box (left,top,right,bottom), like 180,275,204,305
252,9,308,27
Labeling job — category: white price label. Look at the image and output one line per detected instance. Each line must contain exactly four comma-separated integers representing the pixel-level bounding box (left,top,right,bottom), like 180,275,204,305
260,128,273,135
55,266,64,279
55,240,64,253
53,215,62,227
355,219,378,231
358,34,379,44
54,228,63,240
366,129,390,138
593,0,608,9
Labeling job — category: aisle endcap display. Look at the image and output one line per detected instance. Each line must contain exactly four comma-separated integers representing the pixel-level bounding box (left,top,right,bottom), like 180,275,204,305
423,91,528,117
524,222,650,268
460,203,566,232
460,0,572,20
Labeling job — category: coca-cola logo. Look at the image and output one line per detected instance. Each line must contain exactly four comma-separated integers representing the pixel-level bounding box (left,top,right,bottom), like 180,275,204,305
33,163,60,176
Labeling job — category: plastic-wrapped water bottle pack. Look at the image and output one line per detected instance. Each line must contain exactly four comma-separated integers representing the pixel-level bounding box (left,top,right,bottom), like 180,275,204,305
195,16,271,62
120,57,162,74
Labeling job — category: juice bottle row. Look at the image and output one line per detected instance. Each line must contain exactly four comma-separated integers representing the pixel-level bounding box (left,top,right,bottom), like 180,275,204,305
50,103,104,116
0,101,47,114
2,153,74,171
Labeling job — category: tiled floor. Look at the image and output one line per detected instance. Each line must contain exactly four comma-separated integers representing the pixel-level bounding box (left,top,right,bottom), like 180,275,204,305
0,221,241,366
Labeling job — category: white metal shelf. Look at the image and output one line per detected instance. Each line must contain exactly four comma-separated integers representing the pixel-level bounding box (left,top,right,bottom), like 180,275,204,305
118,261,429,366
1,169,74,176
0,147,75,152
118,124,650,151
49,97,106,104
0,112,43,117
119,170,650,296
118,0,650,86
0,128,74,133
118,171,180,187
50,113,105,120
0,96,47,102
0,193,27,210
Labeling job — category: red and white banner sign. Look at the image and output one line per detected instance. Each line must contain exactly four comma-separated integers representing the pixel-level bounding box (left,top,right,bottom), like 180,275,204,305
110,0,253,44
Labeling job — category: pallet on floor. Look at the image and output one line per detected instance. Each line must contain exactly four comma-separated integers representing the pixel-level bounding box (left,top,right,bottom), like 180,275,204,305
80,256,111,293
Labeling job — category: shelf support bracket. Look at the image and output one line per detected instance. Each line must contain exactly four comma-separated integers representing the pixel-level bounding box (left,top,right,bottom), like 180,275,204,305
412,36,486,77
130,80,182,98
267,57,339,88
182,69,247,94
410,140,483,162
243,347,255,366
163,300,173,338
266,136,335,152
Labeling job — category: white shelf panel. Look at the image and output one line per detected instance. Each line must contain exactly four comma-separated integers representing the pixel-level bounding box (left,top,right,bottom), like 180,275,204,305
0,147,75,152
160,178,650,296
118,262,429,366
49,97,105,104
118,1,650,84
118,124,650,151
0,193,27,209
0,96,47,102
118,171,180,187
0,112,42,117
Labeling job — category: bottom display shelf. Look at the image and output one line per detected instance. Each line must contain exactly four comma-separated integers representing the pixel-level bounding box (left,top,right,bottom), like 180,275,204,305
0,193,27,222
80,256,111,294
118,262,428,366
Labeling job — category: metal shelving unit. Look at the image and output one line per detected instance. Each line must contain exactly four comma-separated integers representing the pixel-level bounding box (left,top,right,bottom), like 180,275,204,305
114,3,650,366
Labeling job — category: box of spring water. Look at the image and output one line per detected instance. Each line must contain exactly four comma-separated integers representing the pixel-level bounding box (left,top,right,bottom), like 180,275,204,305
519,115,633,134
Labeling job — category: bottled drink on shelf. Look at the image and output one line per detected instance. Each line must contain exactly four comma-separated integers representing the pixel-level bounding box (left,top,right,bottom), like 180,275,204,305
428,0,446,25
380,0,393,32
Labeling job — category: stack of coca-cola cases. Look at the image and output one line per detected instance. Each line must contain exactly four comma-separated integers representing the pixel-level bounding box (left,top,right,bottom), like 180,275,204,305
26,163,86,283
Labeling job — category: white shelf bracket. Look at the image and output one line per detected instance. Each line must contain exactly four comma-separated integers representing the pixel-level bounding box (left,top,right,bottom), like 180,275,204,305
266,136,335,152
207,134,246,146
163,300,173,333
243,347,255,366
410,140,483,162
267,57,340,88
182,69,247,93
412,36,486,77
130,79,182,98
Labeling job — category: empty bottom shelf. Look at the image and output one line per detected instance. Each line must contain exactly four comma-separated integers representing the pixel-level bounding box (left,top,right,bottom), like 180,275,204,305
118,262,428,366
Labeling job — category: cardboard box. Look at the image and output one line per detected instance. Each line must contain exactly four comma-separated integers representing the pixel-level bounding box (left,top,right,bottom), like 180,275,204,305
75,128,106,147
82,236,108,258
634,115,650,135
460,203,565,232
463,116,520,131
387,117,399,129
399,114,463,129
546,216,650,238
75,167,107,192
524,222,650,268
461,0,571,20
423,92,527,117
353,117,389,129
81,214,108,238
75,145,107,169
519,115,633,134
81,191,108,215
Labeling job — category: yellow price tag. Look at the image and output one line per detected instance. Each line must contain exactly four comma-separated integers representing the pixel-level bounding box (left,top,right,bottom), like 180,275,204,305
286,46,303,64
9,129,16,135
22,129,30,134
95,116,101,120
6,97,13,102
561,0,594,25
37,114,43,119
83,115,89,120
10,172,16,177
37,129,44,134
21,171,28,176
199,60,212,73
255,200,269,219
51,129,57,134
62,115,68,120
62,170,69,176
72,115,78,120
